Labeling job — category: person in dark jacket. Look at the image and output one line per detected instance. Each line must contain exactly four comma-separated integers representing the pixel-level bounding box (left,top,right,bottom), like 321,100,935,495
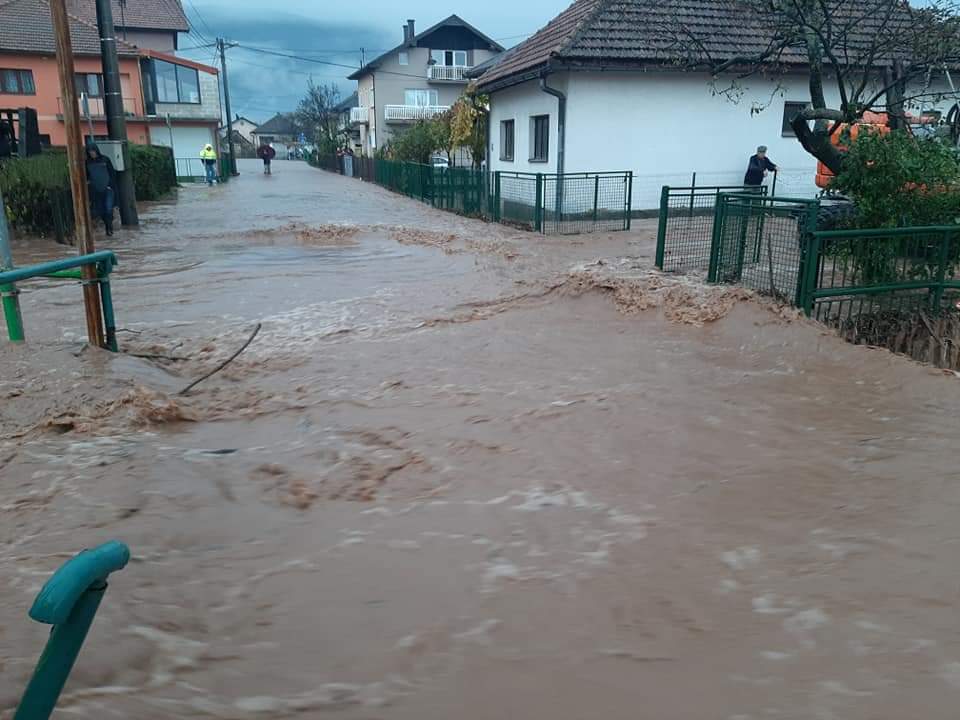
744,145,778,187
257,143,276,174
85,144,117,236
0,121,12,159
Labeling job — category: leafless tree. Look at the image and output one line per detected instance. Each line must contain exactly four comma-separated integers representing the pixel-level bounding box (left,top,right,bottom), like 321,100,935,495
660,0,960,172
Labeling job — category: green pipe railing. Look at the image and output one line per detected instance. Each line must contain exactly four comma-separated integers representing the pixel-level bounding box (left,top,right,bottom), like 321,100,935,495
0,251,119,350
14,541,130,720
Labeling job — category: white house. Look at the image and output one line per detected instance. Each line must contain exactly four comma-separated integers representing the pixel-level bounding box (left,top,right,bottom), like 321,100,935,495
475,0,956,210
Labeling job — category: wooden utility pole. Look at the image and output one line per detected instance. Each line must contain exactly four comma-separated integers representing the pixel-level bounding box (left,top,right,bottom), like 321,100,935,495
218,38,238,176
49,0,105,347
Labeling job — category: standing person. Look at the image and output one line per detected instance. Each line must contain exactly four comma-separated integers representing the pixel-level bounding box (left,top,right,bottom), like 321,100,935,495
257,143,276,174
200,143,218,185
744,145,778,189
85,144,117,236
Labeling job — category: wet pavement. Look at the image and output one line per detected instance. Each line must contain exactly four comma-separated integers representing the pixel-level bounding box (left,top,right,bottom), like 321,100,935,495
2,159,960,719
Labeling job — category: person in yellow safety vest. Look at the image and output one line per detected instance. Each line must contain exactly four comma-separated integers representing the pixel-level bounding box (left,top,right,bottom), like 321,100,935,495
200,144,218,186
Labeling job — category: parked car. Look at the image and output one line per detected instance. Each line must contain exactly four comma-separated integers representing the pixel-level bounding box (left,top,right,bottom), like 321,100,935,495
430,155,449,168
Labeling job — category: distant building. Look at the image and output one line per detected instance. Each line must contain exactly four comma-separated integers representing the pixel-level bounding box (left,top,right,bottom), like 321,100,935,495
251,113,300,156
230,114,258,144
0,0,221,166
347,15,503,155
333,92,360,153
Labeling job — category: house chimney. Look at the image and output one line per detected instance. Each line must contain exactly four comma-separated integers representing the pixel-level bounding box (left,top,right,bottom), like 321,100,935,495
402,24,409,44
406,19,415,46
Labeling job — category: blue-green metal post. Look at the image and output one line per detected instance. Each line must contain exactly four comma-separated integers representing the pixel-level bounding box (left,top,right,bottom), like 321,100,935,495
14,541,130,720
625,171,633,231
0,188,25,343
98,274,118,352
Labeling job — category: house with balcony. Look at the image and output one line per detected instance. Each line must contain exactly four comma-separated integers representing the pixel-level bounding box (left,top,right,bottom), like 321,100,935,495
0,0,220,171
347,15,503,155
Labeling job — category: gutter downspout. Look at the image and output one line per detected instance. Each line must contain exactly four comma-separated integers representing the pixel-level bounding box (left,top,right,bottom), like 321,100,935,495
539,74,565,220
538,74,565,176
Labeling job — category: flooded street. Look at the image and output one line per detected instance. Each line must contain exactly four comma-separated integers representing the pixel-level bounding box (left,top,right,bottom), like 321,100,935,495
2,159,960,719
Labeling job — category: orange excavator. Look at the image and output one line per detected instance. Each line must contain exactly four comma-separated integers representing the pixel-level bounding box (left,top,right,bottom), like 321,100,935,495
813,109,953,228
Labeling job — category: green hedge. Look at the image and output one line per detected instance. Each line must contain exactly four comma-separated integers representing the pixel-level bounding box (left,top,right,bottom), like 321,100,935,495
1,143,177,239
129,143,177,201
0,153,73,240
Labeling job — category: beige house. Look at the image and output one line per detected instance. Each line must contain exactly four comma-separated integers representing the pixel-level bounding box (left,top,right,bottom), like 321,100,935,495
348,15,503,155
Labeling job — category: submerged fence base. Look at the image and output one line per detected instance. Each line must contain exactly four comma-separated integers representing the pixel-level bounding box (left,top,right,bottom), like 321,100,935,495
672,189,960,368
313,154,632,235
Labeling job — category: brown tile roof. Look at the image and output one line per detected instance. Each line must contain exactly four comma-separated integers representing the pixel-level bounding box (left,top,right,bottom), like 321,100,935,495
67,0,189,32
476,0,919,91
0,0,141,56
475,0,603,88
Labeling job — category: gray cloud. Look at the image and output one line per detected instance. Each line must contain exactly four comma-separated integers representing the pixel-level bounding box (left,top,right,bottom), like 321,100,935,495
178,0,567,122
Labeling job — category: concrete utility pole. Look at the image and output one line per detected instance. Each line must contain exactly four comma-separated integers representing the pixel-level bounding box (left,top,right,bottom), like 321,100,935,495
218,38,238,176
95,0,138,226
49,0,105,347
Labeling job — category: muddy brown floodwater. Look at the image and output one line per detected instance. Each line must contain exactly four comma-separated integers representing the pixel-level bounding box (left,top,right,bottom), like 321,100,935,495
2,159,960,719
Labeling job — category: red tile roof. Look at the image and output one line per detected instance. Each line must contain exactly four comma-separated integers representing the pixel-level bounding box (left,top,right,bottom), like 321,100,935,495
67,0,189,32
0,0,141,56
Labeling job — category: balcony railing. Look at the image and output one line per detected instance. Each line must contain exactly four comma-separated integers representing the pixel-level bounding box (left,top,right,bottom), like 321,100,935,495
58,96,141,118
384,104,450,122
350,106,369,123
427,65,472,82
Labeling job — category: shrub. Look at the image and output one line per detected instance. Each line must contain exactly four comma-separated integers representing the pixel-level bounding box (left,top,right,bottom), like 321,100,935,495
128,143,176,201
832,130,960,227
0,153,73,239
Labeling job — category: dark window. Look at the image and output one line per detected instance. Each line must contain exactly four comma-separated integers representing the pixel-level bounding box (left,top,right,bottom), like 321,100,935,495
38,134,51,147
530,114,549,162
155,60,200,104
75,73,103,98
0,69,35,95
782,101,809,137
500,119,514,161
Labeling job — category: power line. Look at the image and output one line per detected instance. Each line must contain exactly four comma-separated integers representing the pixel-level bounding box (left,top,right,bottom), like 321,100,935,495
235,44,437,80
184,0,216,41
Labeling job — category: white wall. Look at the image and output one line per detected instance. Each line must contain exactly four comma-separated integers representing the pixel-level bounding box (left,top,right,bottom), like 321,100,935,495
489,70,958,210
487,77,566,174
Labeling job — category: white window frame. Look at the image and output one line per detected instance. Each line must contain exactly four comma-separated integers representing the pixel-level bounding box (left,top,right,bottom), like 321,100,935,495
398,51,409,66
404,88,438,106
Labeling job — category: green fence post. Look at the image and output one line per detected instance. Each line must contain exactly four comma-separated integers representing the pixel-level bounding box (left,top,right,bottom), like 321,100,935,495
14,541,130,720
592,175,600,225
707,195,726,283
494,171,501,222
931,229,952,313
534,173,543,233
688,171,696,218
625,171,633,231
655,185,669,268
98,274,118,353
800,229,822,316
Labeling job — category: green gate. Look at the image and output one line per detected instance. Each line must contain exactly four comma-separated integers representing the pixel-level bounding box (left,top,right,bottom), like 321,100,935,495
708,193,819,305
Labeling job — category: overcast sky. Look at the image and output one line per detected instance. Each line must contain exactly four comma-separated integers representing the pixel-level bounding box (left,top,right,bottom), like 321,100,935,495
178,0,569,123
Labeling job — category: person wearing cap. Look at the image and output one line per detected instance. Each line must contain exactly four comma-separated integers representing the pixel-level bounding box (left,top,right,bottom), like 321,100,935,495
744,145,778,187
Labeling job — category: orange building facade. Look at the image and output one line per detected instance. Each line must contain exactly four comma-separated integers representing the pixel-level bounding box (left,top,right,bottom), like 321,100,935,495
0,53,151,146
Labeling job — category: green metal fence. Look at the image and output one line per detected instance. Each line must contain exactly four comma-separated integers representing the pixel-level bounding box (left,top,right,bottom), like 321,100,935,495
708,193,819,305
800,226,960,326
312,158,632,235
655,185,768,272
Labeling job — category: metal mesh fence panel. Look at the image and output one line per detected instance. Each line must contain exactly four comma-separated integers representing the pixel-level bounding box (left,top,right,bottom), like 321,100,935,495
710,193,818,305
495,172,538,230
541,172,631,234
803,227,960,323
655,185,766,272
